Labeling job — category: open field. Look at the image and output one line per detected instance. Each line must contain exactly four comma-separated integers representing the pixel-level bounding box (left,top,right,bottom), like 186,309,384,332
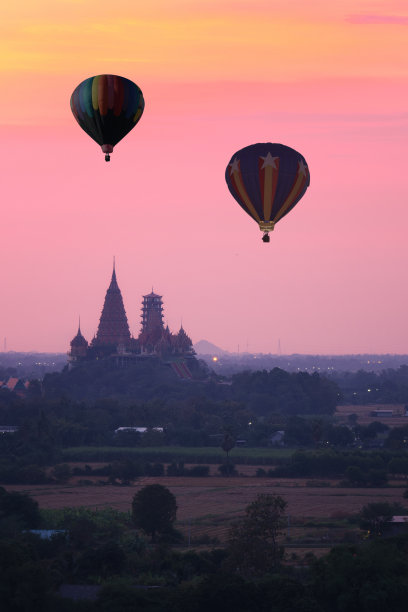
6,474,408,549
62,446,294,464
335,404,408,426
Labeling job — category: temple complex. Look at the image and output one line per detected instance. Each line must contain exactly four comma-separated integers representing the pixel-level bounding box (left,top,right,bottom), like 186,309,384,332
68,264,194,364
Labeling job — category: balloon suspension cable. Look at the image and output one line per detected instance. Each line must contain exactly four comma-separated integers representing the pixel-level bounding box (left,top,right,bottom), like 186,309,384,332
262,232,270,243
105,154,110,162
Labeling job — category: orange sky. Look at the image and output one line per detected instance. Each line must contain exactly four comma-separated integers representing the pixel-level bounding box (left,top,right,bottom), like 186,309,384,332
1,0,408,354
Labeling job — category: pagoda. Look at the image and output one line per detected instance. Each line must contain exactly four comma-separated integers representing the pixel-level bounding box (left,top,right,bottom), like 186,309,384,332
90,263,132,353
137,291,194,356
138,291,165,353
68,320,88,363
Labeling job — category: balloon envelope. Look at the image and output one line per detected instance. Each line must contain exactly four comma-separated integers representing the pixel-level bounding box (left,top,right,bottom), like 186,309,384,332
225,143,310,240
70,75,145,160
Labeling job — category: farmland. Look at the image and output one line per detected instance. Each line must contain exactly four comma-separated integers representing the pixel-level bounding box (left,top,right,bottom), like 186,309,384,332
7,471,408,553
61,445,293,465
335,404,408,426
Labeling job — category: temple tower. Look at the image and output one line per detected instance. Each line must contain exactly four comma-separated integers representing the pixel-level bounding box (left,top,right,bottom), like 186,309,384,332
68,320,88,363
138,291,164,352
140,291,164,335
91,263,131,349
174,325,194,354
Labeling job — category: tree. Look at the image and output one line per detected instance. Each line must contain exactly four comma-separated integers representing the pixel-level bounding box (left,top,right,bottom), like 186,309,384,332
311,540,408,612
132,484,177,541
226,494,287,576
221,432,235,459
0,487,41,529
51,463,71,483
345,465,367,486
326,425,354,447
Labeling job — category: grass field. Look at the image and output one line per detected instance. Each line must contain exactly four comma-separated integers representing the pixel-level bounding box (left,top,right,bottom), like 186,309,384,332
62,445,294,464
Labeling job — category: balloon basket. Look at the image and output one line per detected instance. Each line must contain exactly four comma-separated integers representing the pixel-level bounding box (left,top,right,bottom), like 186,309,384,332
105,154,110,162
262,233,270,243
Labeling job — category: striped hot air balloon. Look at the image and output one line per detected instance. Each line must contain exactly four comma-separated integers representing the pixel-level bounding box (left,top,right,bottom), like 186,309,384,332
225,143,310,242
70,75,145,161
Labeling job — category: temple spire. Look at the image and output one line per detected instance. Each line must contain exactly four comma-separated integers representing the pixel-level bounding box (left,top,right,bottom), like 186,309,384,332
110,257,117,285
91,264,131,348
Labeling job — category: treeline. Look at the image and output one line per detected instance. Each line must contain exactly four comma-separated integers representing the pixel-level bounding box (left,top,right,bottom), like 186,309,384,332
39,359,340,416
271,448,408,485
40,359,408,409
230,369,339,415
330,365,408,404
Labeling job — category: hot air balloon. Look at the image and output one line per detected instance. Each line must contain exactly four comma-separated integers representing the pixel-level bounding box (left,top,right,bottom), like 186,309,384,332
70,75,145,161
225,143,310,242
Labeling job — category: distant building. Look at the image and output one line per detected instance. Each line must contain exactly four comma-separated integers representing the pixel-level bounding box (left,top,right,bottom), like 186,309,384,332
0,425,19,434
68,263,194,364
370,410,393,418
269,431,285,447
69,324,88,363
0,378,28,396
114,427,164,435
387,516,408,536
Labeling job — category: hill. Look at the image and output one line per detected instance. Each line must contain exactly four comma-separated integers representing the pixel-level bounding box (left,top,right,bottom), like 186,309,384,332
193,340,227,356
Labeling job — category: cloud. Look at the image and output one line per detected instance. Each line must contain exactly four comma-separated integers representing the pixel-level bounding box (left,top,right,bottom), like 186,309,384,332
347,14,408,25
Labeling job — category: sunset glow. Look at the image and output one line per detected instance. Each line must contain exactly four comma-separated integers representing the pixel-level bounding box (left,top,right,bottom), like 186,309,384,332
1,0,407,354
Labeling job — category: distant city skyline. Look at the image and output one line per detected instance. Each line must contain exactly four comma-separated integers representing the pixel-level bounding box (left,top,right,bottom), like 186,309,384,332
1,1,407,354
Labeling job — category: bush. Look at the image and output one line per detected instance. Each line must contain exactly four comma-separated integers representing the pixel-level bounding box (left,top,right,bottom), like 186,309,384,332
0,487,41,529
187,465,210,477
256,468,267,477
167,462,185,476
145,462,165,477
218,463,237,476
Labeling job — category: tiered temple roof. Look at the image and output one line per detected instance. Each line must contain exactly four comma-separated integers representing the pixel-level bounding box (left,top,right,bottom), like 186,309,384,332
91,265,131,348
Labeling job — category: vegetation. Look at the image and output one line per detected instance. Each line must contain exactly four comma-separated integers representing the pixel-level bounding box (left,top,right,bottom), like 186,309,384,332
3,359,408,607
132,484,178,541
225,494,287,576
330,365,408,405
0,485,407,611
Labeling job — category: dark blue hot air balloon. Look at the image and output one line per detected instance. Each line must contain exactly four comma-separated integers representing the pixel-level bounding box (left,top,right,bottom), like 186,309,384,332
225,143,310,242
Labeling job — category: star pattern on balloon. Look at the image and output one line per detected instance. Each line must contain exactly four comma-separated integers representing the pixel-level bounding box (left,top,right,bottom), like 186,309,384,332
260,152,278,169
229,158,240,175
298,160,308,176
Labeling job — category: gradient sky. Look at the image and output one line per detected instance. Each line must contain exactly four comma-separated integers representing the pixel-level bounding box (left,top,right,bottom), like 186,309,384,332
1,0,407,354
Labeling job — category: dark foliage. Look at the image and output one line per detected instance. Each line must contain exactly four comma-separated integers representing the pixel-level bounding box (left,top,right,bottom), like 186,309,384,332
311,538,408,612
0,487,41,530
132,484,177,540
225,494,287,577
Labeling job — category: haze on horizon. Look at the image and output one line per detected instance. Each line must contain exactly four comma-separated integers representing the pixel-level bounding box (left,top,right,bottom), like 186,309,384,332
1,0,407,355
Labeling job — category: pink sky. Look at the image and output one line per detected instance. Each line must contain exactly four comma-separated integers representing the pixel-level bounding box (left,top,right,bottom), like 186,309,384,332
1,0,407,354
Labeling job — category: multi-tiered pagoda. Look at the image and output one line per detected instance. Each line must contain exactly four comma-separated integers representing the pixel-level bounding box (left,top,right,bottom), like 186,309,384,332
90,264,132,356
68,264,194,363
